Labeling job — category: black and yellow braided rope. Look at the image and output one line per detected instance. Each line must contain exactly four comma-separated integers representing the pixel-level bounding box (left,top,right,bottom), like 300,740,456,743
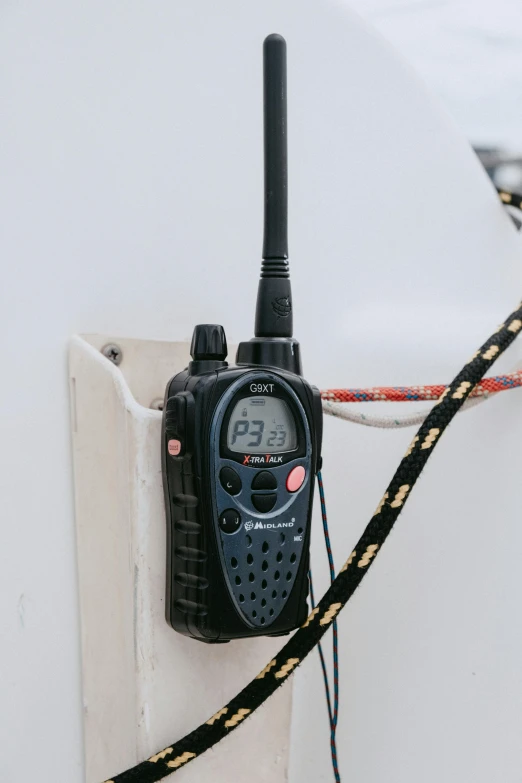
498,187,522,210
104,191,522,783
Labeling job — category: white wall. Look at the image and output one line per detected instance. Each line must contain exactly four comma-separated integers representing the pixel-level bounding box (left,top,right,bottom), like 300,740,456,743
1,1,521,782
348,0,522,150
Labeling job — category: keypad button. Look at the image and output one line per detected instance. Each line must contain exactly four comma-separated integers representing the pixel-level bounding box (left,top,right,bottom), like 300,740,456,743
220,466,242,495
286,465,306,493
251,470,277,491
219,508,242,534
252,493,277,513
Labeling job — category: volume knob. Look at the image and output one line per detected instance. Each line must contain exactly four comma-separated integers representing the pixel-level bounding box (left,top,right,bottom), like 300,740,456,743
190,324,228,361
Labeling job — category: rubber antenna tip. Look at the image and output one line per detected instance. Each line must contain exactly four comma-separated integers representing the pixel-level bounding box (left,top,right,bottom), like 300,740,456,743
264,33,286,45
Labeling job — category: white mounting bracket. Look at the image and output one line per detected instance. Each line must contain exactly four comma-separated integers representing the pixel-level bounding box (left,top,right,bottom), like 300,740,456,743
69,335,292,783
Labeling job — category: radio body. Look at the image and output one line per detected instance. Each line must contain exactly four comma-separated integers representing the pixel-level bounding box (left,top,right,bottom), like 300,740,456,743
162,330,323,642
162,35,322,642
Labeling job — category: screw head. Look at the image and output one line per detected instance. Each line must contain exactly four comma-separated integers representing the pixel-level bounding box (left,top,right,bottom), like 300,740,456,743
101,343,123,366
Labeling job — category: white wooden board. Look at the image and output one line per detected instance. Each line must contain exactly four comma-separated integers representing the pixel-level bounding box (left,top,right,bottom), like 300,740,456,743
69,335,292,783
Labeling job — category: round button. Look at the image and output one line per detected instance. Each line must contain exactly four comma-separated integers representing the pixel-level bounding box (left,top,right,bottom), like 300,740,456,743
286,465,306,493
252,493,277,513
219,508,242,534
168,439,182,456
220,466,242,496
252,470,277,491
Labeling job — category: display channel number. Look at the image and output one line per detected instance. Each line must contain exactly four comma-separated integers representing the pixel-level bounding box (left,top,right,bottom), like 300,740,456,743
230,419,287,449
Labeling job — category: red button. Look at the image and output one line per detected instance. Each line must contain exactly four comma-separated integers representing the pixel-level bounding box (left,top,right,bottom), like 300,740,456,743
286,465,306,493
168,439,182,456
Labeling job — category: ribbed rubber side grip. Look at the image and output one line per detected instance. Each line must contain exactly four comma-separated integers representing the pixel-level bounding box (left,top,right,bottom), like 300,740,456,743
174,519,202,534
173,493,199,508
175,572,209,590
175,546,207,562
175,599,208,616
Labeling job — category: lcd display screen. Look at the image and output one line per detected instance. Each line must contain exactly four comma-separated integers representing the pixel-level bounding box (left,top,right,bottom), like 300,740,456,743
226,396,297,453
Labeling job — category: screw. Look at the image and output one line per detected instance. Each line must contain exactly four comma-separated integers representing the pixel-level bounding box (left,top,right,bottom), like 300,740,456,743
150,398,164,411
101,343,123,366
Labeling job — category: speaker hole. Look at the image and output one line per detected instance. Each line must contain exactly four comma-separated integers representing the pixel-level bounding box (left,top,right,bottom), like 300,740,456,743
261,598,267,607
262,560,268,572
260,617,265,625
251,592,256,601
246,535,252,548
269,608,274,616
262,541,269,553
261,579,267,589
286,571,292,581
239,593,245,603
231,557,238,568
279,533,286,545
272,589,277,599
276,551,283,562
235,575,241,585
247,553,254,565
249,572,255,582
274,570,280,581
290,553,296,564
282,589,288,598
252,610,257,618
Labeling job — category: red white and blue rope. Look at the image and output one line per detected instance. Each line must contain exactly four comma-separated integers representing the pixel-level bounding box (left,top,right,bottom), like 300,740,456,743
321,370,522,404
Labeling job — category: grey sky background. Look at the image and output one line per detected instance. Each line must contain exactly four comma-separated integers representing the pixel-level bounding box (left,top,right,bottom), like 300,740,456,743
347,0,522,152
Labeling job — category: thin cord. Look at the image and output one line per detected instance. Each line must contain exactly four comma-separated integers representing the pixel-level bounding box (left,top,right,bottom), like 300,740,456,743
317,473,339,729
310,472,341,782
308,574,335,722
309,572,341,783
308,572,333,725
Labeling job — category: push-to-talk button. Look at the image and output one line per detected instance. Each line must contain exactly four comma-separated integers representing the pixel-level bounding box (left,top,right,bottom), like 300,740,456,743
286,465,305,493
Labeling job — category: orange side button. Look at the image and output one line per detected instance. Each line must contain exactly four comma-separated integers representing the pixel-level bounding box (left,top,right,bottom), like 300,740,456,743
168,439,182,456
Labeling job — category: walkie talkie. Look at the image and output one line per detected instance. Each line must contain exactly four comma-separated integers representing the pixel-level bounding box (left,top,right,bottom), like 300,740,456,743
162,34,323,642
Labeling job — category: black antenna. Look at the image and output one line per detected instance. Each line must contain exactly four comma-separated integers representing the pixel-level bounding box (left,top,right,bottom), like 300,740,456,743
262,33,288,261
237,34,301,374
254,33,293,340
